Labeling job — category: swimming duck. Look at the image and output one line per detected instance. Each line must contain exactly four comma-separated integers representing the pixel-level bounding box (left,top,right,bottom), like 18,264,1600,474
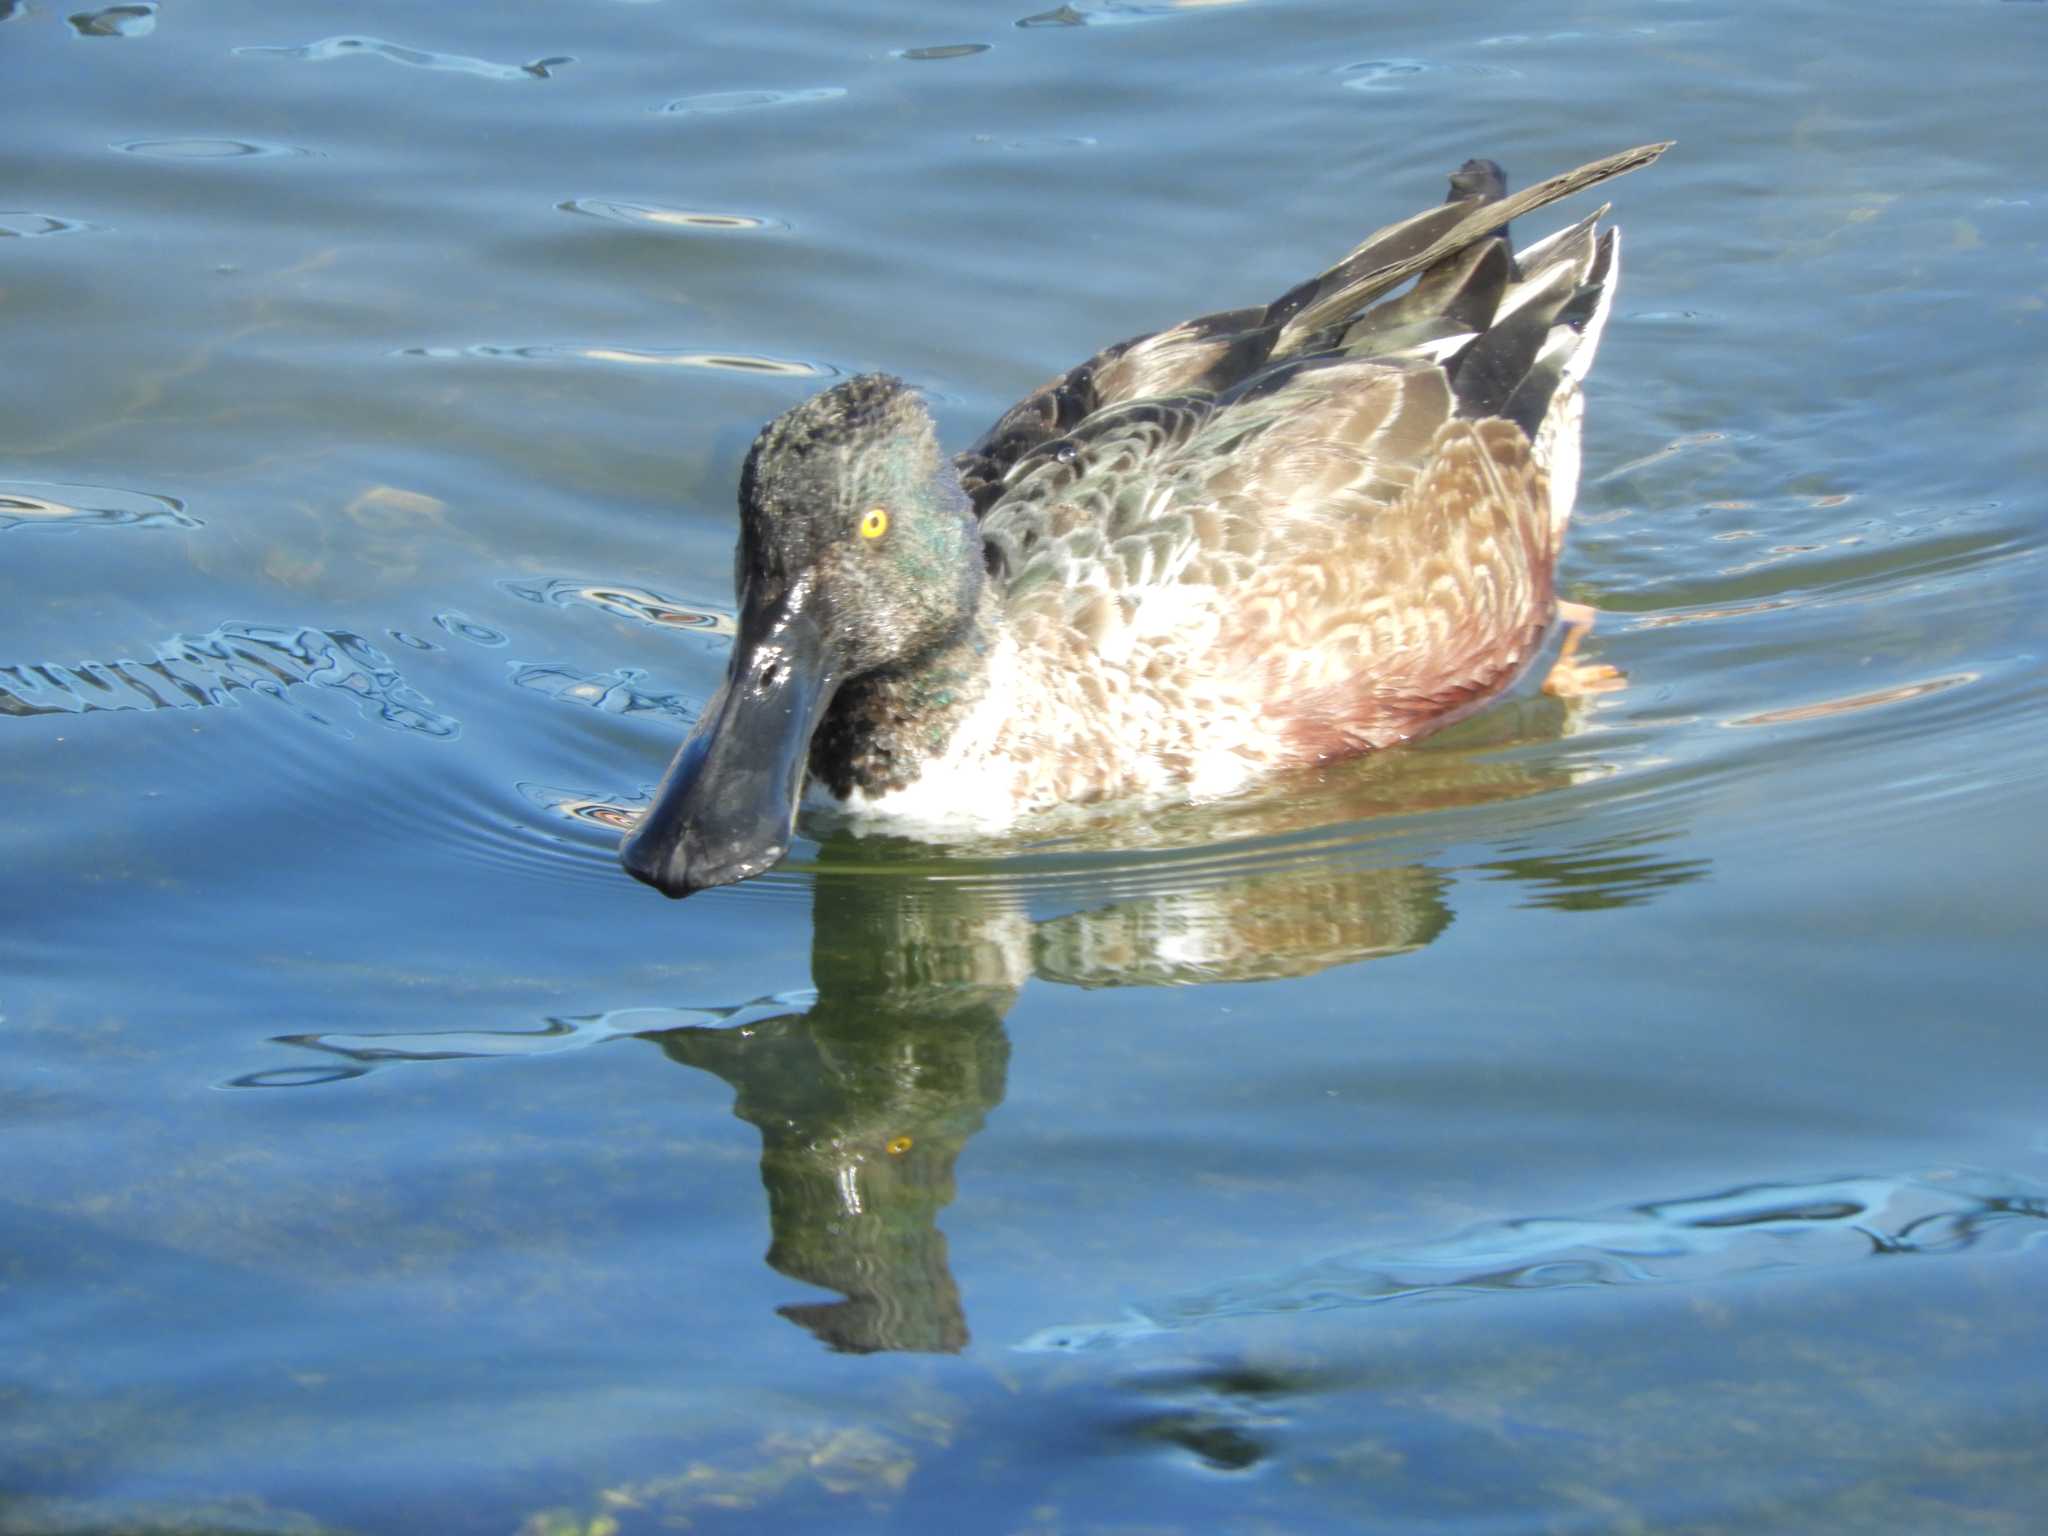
623,142,1671,898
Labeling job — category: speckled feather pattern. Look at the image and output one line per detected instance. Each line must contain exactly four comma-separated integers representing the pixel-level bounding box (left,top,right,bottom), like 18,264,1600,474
848,379,1557,819
813,146,1668,827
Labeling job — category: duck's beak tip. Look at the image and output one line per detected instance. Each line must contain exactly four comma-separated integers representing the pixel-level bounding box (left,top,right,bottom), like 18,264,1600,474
619,825,788,900
619,843,696,900
617,591,838,902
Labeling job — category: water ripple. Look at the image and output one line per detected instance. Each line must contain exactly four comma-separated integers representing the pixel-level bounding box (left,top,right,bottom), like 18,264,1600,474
0,481,196,531
0,622,458,738
68,3,154,37
660,87,847,116
970,133,1102,152
1332,57,1519,91
0,212,98,239
1725,672,1978,728
501,577,734,637
224,990,819,1087
556,199,788,234
896,43,992,60
399,343,834,377
431,610,507,646
235,36,572,80
111,138,311,161
1016,1,1249,26
509,663,697,723
1021,1168,2048,1350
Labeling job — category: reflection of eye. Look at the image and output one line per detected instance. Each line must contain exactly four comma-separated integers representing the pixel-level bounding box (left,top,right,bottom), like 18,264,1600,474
859,506,889,540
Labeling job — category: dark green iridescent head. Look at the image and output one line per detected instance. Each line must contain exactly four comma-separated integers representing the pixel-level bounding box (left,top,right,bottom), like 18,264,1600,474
622,374,984,898
733,373,982,674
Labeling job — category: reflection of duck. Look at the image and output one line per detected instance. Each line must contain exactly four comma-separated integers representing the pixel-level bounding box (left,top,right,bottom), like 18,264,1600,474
1033,863,1450,988
651,873,1024,1354
623,143,1671,898
639,745,1706,1351
648,858,1457,1352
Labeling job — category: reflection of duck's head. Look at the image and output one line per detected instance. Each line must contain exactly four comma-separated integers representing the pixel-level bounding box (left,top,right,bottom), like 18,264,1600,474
652,892,1013,1354
621,143,1672,899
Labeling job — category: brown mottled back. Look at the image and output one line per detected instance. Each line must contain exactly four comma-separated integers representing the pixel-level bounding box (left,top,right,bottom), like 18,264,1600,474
932,146,1670,810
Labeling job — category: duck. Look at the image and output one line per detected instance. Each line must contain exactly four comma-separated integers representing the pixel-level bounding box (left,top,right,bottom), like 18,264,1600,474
622,142,1672,899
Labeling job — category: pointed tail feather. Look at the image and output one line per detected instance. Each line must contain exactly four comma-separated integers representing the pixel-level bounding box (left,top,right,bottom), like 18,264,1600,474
1274,141,1672,352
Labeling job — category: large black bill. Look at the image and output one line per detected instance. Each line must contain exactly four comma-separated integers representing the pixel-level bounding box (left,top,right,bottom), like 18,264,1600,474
620,601,840,898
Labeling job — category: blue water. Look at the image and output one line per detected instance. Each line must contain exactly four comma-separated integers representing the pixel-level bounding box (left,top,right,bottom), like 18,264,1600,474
5,1,2046,1531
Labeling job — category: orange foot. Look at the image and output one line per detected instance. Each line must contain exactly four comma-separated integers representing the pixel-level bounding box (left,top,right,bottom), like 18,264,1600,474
1543,600,1628,698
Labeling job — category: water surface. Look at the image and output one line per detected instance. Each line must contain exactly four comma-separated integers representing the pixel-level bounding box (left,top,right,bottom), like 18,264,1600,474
4,0,2045,1531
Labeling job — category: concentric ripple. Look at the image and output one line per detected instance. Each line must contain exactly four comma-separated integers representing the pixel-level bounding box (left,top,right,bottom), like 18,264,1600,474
518,780,645,834
473,776,816,902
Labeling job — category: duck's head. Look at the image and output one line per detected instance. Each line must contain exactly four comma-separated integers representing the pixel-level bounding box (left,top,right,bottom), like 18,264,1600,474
622,374,983,898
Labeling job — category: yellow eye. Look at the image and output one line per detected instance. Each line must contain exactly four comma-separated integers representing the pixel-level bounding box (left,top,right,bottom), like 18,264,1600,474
886,1134,913,1156
859,506,889,540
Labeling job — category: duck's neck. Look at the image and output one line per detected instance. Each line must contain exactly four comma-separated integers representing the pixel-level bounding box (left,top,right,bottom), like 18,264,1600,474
808,585,1008,801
